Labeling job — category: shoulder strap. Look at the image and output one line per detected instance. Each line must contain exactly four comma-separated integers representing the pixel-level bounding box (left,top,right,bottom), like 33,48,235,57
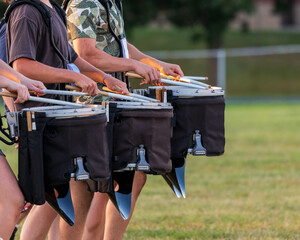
5,0,51,26
98,0,108,5
0,18,7,63
0,18,6,29
98,0,121,12
5,0,66,27
61,0,70,11
49,0,70,64
50,0,67,26
115,0,122,15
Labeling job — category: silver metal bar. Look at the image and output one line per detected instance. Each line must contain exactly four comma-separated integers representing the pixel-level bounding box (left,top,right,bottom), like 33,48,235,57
43,89,86,96
160,73,209,88
134,86,224,97
163,76,209,88
107,92,150,102
217,49,226,91
102,86,156,102
177,77,209,88
67,86,150,102
161,79,206,89
129,93,158,102
112,101,173,110
184,76,208,81
44,88,154,102
28,96,83,107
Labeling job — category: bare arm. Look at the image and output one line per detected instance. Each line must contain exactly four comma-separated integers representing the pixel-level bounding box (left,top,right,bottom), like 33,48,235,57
0,76,30,103
12,58,99,96
127,43,184,78
73,38,160,84
13,58,84,84
73,56,129,94
0,59,23,83
73,38,135,73
0,59,46,93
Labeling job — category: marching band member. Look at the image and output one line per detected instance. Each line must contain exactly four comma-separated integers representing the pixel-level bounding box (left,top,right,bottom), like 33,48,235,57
0,59,46,240
64,0,184,239
5,0,129,238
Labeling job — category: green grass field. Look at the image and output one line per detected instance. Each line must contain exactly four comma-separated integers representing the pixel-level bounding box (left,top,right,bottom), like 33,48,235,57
1,102,300,239
124,102,300,240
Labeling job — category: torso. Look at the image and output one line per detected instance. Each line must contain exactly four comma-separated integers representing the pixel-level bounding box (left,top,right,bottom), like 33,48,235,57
6,3,77,109
67,0,125,57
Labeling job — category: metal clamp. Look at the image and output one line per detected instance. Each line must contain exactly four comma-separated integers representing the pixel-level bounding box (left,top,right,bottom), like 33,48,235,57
73,157,89,181
5,112,19,138
136,145,151,172
190,130,206,156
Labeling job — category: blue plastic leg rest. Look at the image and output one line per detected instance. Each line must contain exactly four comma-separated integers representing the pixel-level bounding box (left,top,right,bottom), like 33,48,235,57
107,171,135,220
162,157,186,198
45,183,75,226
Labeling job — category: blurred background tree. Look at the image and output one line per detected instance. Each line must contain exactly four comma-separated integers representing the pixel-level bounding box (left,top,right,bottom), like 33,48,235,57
274,0,294,26
165,0,254,84
274,0,294,13
122,0,157,37
0,1,9,19
157,0,254,49
1,0,254,47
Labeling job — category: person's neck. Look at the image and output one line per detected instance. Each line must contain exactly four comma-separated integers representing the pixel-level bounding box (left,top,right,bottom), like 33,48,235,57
40,0,53,8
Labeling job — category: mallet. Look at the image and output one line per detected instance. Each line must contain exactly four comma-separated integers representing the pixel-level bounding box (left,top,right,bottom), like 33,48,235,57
160,73,210,88
0,91,83,107
126,72,206,89
65,85,150,103
102,87,158,102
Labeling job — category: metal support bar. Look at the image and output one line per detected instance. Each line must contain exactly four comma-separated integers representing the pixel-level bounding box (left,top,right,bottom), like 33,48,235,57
216,49,226,91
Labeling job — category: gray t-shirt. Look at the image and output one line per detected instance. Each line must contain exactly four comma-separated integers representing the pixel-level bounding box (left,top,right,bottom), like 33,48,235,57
6,3,78,109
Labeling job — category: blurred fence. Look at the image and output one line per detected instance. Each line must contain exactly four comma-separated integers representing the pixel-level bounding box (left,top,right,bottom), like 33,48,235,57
145,45,300,97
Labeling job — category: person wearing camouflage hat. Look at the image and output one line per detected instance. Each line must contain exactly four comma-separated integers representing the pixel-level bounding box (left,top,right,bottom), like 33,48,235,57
63,0,184,239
